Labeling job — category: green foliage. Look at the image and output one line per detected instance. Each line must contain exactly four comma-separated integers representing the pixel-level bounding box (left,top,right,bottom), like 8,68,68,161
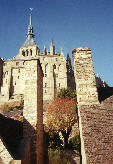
57,88,76,100
46,131,63,149
48,149,71,164
69,134,81,152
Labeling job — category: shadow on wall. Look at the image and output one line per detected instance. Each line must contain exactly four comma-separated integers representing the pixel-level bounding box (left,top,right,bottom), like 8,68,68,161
97,87,113,102
0,114,23,159
0,114,48,163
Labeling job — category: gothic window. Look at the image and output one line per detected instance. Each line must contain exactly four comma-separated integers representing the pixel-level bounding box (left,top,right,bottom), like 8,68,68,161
16,62,19,66
22,51,25,56
53,64,56,69
26,50,28,56
30,49,32,56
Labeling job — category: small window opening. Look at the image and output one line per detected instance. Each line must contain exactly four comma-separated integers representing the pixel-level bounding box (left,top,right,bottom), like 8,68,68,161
16,62,19,66
30,49,32,56
45,83,47,87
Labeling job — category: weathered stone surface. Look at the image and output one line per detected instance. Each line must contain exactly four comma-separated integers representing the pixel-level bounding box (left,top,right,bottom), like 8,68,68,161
72,47,99,105
78,95,113,164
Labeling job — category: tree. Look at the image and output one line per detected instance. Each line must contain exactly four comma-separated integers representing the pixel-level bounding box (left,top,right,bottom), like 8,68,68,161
57,88,77,100
44,97,77,149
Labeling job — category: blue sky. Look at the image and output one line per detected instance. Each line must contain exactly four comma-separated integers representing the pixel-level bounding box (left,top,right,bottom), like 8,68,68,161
0,0,113,86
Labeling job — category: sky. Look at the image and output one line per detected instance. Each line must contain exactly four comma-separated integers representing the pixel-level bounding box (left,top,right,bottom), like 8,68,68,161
0,0,113,86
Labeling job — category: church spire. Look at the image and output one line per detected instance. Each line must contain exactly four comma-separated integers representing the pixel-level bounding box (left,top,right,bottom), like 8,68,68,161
22,8,37,47
27,8,34,39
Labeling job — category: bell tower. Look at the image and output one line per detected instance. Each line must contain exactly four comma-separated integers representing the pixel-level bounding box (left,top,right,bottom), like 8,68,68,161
15,8,40,60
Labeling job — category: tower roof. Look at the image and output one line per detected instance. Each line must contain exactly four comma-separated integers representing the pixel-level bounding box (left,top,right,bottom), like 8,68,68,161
22,9,37,47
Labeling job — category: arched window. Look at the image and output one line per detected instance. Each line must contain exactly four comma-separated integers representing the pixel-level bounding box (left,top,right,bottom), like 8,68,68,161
30,49,32,56
53,64,56,69
22,51,25,56
26,50,28,56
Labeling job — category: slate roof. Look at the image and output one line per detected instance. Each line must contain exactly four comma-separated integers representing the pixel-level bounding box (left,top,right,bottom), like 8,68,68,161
22,37,37,48
79,89,113,164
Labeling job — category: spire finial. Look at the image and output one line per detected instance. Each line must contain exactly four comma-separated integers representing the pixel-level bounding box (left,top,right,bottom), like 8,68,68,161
29,8,33,25
27,8,34,39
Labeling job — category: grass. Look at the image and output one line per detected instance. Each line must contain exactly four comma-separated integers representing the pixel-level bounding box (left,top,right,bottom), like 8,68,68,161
48,149,71,164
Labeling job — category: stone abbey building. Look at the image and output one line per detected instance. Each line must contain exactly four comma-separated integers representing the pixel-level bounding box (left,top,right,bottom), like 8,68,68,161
0,12,112,164
0,13,75,109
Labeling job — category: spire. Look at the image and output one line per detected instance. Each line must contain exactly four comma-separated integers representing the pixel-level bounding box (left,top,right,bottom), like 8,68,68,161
27,8,34,39
50,40,55,55
22,8,37,47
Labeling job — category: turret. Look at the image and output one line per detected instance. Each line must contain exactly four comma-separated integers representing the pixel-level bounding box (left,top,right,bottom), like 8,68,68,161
61,48,64,56
50,40,55,55
43,46,47,55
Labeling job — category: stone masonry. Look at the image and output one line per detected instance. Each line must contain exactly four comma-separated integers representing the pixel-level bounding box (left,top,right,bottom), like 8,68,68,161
73,47,113,164
72,47,99,105
23,59,44,163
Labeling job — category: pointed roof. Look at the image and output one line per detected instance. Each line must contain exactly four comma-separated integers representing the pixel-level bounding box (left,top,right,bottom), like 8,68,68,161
22,9,37,47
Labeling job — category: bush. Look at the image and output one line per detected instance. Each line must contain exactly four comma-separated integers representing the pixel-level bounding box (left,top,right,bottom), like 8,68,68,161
69,134,81,152
48,149,71,164
46,131,63,149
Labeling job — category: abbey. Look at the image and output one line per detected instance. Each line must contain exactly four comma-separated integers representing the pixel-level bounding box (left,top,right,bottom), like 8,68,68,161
0,13,75,109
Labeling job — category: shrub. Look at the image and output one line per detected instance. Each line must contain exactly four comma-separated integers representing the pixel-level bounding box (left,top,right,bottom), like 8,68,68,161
48,149,71,164
46,131,63,149
69,134,81,152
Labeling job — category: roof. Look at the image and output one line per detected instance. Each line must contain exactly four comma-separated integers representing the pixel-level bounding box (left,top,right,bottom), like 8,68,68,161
79,88,113,163
22,37,37,48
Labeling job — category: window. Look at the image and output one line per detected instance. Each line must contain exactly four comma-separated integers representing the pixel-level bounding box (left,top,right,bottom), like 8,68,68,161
45,74,47,77
22,51,25,56
56,58,58,61
59,83,60,87
30,49,32,56
18,69,20,73
26,50,28,56
45,90,46,93
15,82,16,85
4,63,7,66
16,62,19,66
45,83,47,87
18,76,19,79
53,64,56,69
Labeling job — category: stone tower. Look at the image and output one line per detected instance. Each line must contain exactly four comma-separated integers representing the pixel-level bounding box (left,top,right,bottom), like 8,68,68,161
72,47,99,105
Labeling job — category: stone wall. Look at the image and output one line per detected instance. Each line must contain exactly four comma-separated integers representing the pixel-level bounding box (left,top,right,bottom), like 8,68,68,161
23,59,44,163
72,47,99,105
